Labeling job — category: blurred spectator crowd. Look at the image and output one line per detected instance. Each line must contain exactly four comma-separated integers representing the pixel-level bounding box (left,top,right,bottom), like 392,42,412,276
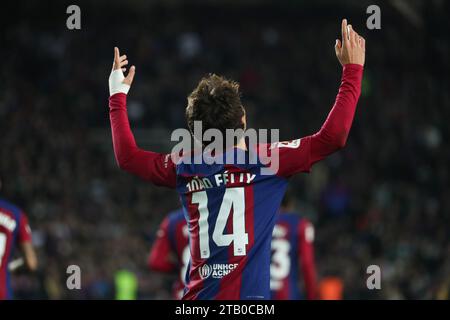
0,1,448,299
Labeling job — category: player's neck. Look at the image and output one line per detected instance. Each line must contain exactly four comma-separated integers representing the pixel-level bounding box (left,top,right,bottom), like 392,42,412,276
236,138,247,151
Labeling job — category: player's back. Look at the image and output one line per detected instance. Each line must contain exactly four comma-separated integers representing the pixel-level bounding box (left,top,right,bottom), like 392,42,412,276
176,148,289,300
0,198,29,300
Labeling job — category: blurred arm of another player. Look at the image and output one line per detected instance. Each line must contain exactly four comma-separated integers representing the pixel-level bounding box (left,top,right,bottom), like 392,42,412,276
9,213,38,272
20,242,38,272
108,47,176,188
298,220,317,300
148,217,177,272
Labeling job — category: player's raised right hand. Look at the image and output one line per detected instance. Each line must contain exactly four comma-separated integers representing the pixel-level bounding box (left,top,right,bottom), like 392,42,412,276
335,19,365,67
109,47,136,96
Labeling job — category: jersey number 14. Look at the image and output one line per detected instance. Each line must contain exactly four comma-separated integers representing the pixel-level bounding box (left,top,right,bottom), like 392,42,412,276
192,187,249,259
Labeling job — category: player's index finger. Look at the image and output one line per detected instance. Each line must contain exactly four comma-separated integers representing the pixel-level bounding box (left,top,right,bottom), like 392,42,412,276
341,19,348,42
114,47,119,61
341,19,346,38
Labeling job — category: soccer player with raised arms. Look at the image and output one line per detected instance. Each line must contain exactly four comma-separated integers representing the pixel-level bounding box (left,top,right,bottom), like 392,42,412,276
108,19,365,300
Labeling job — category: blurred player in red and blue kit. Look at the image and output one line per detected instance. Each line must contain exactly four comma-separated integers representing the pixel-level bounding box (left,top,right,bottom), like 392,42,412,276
270,193,317,300
148,194,317,300
148,208,189,299
109,19,365,299
0,178,38,300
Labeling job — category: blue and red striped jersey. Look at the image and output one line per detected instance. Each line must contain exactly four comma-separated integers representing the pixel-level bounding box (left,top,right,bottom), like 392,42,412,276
148,208,189,299
175,145,312,300
270,212,317,300
0,198,32,300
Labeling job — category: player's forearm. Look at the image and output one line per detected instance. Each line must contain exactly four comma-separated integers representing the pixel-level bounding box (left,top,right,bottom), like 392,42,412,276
299,221,318,299
148,254,175,273
109,93,141,170
148,245,176,273
310,64,363,161
109,93,177,186
302,260,317,300
21,242,38,272
301,248,317,300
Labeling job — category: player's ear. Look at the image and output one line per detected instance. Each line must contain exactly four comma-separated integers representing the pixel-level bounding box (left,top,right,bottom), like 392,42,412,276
241,114,246,131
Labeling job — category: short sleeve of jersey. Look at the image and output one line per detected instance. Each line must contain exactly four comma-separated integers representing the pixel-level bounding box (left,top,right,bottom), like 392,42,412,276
148,217,177,272
18,212,32,244
258,137,312,178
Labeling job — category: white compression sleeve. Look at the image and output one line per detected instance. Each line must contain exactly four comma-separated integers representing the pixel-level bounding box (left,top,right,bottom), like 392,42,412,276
109,69,130,96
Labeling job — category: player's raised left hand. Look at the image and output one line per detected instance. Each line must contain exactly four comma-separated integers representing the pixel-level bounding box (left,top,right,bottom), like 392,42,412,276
335,19,365,67
109,47,136,96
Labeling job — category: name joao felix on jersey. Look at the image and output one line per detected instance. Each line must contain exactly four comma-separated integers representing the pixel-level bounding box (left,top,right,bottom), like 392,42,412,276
186,171,257,192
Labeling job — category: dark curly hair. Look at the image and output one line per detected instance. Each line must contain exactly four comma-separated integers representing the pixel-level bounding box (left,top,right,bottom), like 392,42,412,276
186,74,245,141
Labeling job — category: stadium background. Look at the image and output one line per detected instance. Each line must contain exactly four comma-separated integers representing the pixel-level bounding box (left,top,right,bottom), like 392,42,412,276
0,0,448,299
